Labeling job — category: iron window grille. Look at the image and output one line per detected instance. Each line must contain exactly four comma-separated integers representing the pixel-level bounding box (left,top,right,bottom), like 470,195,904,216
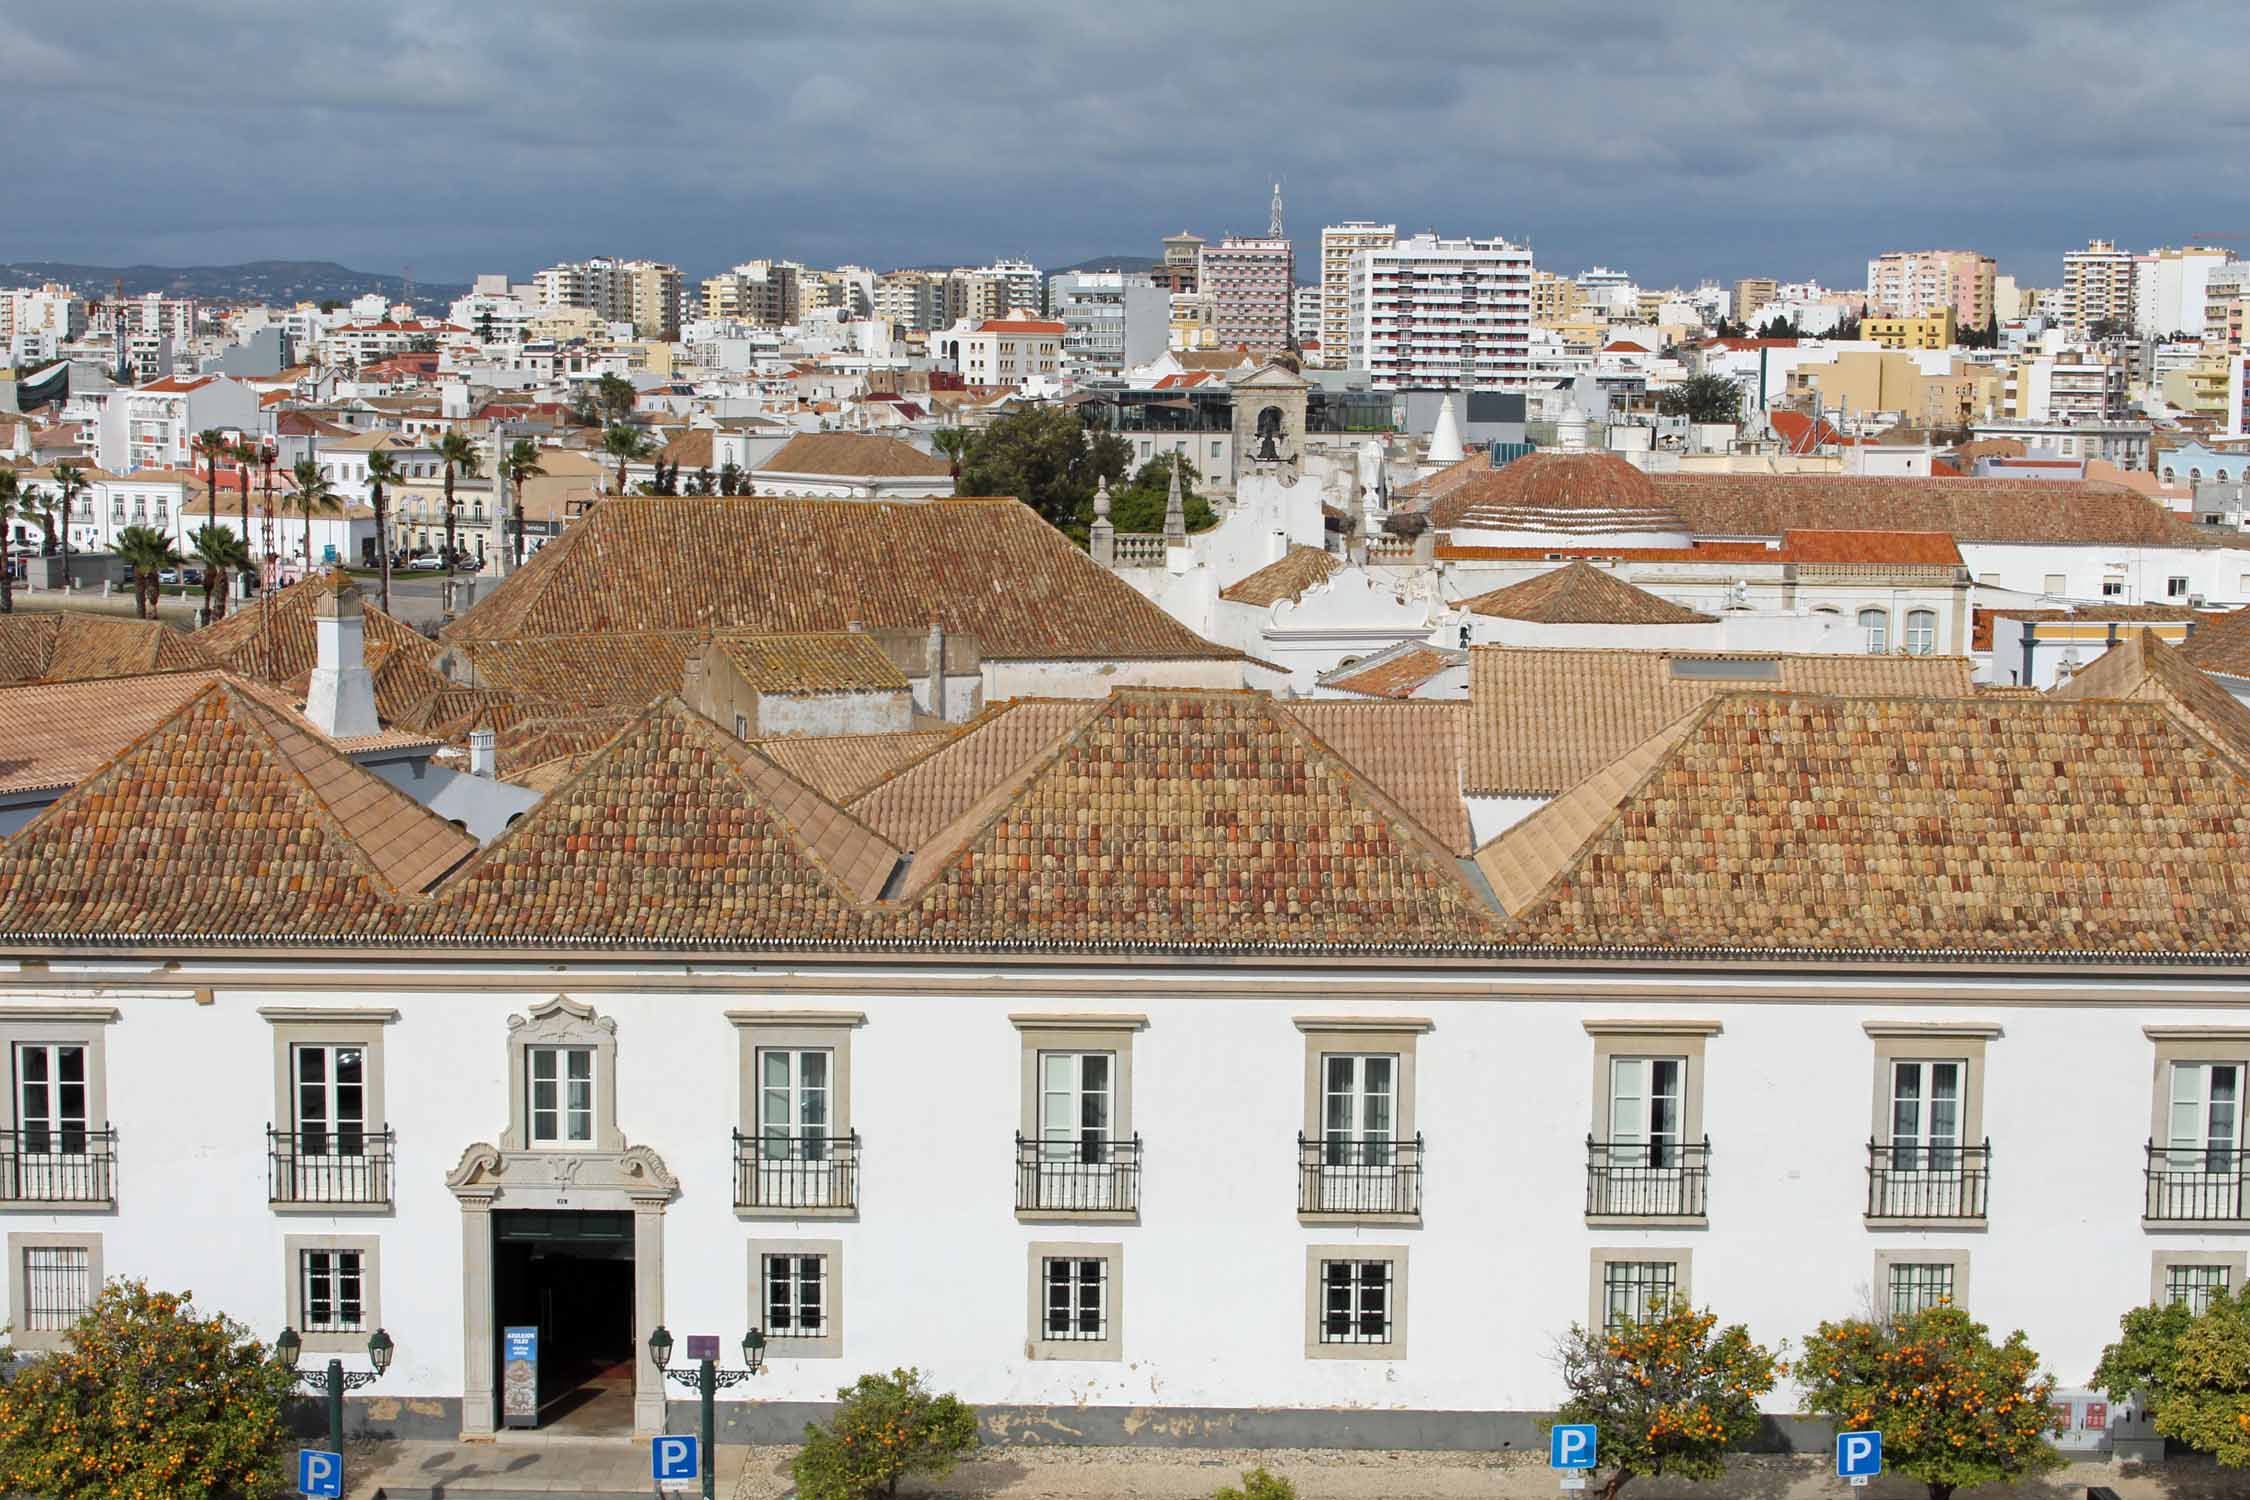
1015,1133,1140,1215
1042,1256,1108,1342
0,1128,117,1204
763,1253,827,1338
21,1245,92,1332
300,1249,365,1334
1297,1133,1423,1217
1601,1261,1678,1331
1586,1137,1710,1217
1886,1263,1956,1316
268,1127,395,1206
2146,1142,2250,1221
2165,1263,2231,1314
735,1130,860,1212
1866,1139,1990,1219
1319,1259,1393,1345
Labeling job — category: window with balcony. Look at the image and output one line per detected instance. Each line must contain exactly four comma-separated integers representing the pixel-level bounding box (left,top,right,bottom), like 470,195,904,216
2148,1036,2250,1222
731,1013,859,1214
8,1233,101,1351
1585,1020,1715,1223
1297,1019,1425,1222
1013,1016,1139,1220
263,1009,394,1210
1865,1023,1994,1223
0,1009,116,1207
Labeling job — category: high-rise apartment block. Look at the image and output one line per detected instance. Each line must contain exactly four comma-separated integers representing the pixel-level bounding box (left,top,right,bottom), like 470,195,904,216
1347,233,1534,390
1153,233,1203,294
1731,277,1778,324
2060,239,2138,336
1048,272,1168,375
2135,246,2234,338
1866,250,1996,330
874,270,945,333
534,257,685,339
1318,222,1395,369
1199,235,1295,352
700,262,801,328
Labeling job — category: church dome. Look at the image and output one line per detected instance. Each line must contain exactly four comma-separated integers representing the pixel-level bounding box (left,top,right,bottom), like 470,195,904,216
1429,451,1689,549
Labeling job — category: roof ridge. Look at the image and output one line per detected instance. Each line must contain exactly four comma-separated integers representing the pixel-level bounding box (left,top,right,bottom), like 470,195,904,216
1267,700,1484,886
678,701,902,902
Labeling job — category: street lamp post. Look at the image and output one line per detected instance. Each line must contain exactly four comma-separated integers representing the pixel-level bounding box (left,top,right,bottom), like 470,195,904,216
648,1326,765,1500
275,1327,394,1460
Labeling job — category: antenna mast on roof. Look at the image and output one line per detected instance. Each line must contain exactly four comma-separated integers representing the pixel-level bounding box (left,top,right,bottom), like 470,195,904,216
1269,180,1285,239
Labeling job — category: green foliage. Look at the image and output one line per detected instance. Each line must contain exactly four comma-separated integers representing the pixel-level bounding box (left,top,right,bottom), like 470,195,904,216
956,405,1128,531
0,1279,302,1500
1554,1298,1781,1499
190,524,251,622
601,424,652,493
1656,373,1743,424
2102,1286,2250,1465
1213,1466,1296,1500
716,461,746,496
115,525,181,619
792,1367,980,1500
595,372,637,423
1799,1304,2063,1500
1099,453,1217,539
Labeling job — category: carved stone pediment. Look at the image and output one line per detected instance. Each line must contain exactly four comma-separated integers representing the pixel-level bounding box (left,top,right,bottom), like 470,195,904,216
446,1140,678,1204
506,993,615,1045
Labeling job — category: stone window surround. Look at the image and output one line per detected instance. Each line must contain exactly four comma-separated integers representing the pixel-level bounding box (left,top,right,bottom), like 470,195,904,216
2144,1027,2250,1230
1026,1239,1123,1362
503,996,622,1154
1588,1246,1693,1331
1012,1013,1143,1224
283,1233,383,1355
750,1236,843,1360
1296,1016,1429,1226
261,1007,396,1214
1863,1021,1999,1228
0,1008,118,1210
7,1231,103,1352
2151,1249,2247,1306
1873,1247,1971,1315
1304,1242,1409,1361
728,1010,861,1221
1583,1019,1719,1228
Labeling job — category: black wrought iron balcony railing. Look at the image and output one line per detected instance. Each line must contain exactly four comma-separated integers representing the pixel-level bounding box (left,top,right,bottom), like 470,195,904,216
2146,1142,2250,1222
1297,1133,1423,1217
267,1126,394,1206
1586,1137,1710,1218
1867,1140,1990,1219
0,1127,116,1203
734,1129,860,1212
1015,1133,1140,1215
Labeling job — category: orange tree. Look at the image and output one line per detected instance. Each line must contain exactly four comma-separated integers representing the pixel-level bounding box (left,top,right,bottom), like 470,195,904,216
1553,1297,1783,1500
2095,1285,2250,1464
1799,1303,2064,1500
793,1366,980,1500
0,1279,300,1499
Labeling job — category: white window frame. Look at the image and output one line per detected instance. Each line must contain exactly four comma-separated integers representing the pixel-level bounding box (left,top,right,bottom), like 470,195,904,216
731,1012,859,1220
500,997,622,1156
1038,1050,1114,1159
526,1044,596,1147
1904,609,1937,655
283,1234,382,1355
1014,1016,1140,1224
1026,1241,1122,1361
1298,1018,1426,1223
1858,607,1889,653
1305,1244,1407,1360
0,1009,116,1209
1585,1020,1717,1225
750,1238,842,1358
7,1232,101,1351
299,1246,368,1334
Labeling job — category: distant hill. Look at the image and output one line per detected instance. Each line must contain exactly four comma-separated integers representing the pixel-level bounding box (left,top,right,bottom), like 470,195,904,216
0,260,469,308
1049,255,1161,277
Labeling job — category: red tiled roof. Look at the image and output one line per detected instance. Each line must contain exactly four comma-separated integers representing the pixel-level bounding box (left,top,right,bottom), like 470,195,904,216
1779,529,1962,565
975,320,1065,335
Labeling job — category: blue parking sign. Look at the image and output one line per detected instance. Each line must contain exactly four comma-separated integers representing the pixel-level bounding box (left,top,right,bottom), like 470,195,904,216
653,1434,700,1483
1550,1423,1598,1470
297,1448,342,1498
1837,1429,1882,1478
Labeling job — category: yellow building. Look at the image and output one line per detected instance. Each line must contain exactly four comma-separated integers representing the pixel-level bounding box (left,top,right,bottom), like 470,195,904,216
1790,351,1983,428
1863,309,1958,350
1531,270,1584,325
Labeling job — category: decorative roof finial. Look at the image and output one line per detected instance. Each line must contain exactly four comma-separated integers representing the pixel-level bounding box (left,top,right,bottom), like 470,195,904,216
1094,473,1111,520
1163,456,1186,545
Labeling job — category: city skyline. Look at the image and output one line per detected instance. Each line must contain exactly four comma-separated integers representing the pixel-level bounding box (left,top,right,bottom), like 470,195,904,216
6,0,2242,290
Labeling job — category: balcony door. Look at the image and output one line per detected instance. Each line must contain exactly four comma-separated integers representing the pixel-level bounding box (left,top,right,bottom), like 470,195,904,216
1884,1059,1966,1215
1035,1052,1116,1210
13,1043,90,1200
2163,1061,2244,1218
291,1044,373,1201
1605,1056,1686,1214
754,1048,837,1208
1321,1054,1398,1212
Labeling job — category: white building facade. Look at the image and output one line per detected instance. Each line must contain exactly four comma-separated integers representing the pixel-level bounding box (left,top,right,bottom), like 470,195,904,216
1348,235,1535,391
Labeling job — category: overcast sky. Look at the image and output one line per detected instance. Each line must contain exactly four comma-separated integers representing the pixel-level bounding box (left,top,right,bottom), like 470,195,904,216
9,0,2246,291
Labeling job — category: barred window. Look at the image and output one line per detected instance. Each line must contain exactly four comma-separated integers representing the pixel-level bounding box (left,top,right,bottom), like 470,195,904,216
1320,1258,1393,1345
301,1249,365,1333
1602,1260,1677,1331
1887,1262,1954,1316
764,1253,826,1338
1042,1256,1107,1342
22,1246,92,1332
2166,1263,2230,1315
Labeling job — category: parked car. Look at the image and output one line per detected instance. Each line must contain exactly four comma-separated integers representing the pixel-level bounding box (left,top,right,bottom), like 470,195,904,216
405,555,446,571
157,567,204,586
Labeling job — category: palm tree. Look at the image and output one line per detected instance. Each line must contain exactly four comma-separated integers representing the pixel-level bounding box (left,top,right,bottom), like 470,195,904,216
114,525,178,620
189,523,251,625
601,424,651,495
501,438,546,568
365,449,403,613
51,462,89,579
932,426,972,481
0,470,25,613
287,458,343,575
228,437,259,598
433,429,481,574
190,429,231,550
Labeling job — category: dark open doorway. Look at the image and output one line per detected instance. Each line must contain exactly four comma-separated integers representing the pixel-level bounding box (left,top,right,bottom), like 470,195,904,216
493,1209,636,1434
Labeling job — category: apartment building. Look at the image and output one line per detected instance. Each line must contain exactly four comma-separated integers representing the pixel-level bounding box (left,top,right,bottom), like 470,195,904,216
1730,277,1778,324
930,318,1063,387
1866,250,1996,330
1153,233,1203,294
2135,247,2232,338
91,374,261,475
1319,222,1395,369
1048,273,1167,376
703,262,803,329
1864,309,1958,350
2203,263,2250,353
1,283,89,350
533,258,686,339
873,270,944,333
1347,233,1535,391
1531,271,1584,325
1199,235,1295,352
2061,239,2138,336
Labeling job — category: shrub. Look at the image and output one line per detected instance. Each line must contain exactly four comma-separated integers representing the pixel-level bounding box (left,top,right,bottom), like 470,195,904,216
2097,1286,2250,1465
1552,1296,1783,1500
1214,1467,1296,1500
0,1279,301,1500
1800,1303,2064,1500
793,1367,980,1500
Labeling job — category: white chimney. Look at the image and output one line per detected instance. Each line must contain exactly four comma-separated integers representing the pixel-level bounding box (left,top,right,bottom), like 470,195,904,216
304,571,379,738
468,727,497,778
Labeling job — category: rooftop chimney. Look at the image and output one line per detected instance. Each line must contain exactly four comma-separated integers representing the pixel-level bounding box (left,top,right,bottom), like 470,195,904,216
468,727,496,778
304,571,379,738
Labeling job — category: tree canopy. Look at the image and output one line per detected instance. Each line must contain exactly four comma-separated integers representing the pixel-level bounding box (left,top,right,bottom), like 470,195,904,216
2096,1286,2250,1465
1553,1297,1782,1500
1656,373,1744,425
956,405,1129,534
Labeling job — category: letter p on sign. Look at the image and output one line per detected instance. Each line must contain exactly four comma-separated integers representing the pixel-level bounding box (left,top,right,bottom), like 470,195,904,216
652,1434,699,1484
1550,1423,1597,1470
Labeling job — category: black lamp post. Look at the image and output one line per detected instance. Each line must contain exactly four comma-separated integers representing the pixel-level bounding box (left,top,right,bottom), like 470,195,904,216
276,1326,394,1460
649,1325,765,1500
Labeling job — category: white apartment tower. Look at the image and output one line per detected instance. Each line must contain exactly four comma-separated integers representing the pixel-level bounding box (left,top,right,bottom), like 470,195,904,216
531,258,686,340
1319,222,1395,368
1348,234,1535,391
2060,239,2138,336
1866,250,1996,329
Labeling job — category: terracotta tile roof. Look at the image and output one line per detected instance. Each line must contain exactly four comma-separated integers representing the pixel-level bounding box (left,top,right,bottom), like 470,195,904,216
2179,605,2250,679
1475,711,1704,912
1281,701,1472,855
462,631,704,710
755,433,952,479
443,497,1238,663
1463,646,1977,795
1429,452,1683,536
1490,692,2250,955
491,710,641,778
0,613,218,686
655,429,715,469
975,319,1065,335
0,684,469,941
434,698,900,941
1650,475,2215,547
193,576,436,689
1436,542,1781,563
1219,546,1343,607
1780,529,1962,566
887,691,1498,948
1459,562,1717,624
848,701,1102,849
1974,603,2199,652
750,729,960,804
2051,631,2250,768
710,633,907,695
1320,644,1463,701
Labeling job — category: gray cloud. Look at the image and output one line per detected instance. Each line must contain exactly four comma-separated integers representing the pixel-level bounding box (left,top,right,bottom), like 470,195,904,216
5,0,2245,289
